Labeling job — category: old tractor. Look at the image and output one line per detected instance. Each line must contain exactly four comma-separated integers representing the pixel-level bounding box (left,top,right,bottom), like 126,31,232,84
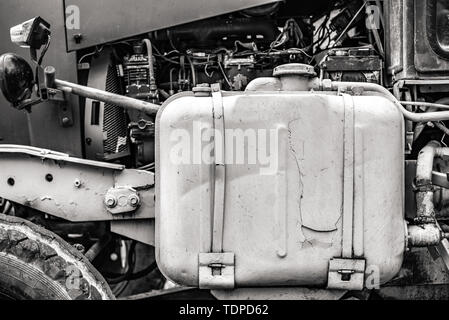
0,0,449,300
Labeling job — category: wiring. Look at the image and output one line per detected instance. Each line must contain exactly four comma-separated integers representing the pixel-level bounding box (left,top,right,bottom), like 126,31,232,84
78,45,105,64
104,240,159,286
331,2,367,48
217,60,232,89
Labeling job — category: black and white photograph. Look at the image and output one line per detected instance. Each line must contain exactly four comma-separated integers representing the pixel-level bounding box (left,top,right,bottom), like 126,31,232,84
0,0,447,311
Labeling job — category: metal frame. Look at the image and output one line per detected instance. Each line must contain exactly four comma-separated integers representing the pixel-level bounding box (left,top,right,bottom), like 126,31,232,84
0,144,155,222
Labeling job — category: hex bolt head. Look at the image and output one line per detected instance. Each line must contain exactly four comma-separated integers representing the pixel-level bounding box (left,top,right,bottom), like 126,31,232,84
128,195,140,207
105,195,117,208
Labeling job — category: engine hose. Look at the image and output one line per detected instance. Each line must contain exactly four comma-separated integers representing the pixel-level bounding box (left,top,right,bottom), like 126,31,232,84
400,101,449,111
329,81,449,122
142,39,156,89
126,261,158,281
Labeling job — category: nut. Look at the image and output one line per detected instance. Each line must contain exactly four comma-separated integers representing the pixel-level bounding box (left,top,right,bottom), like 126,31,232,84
128,194,140,208
104,195,117,208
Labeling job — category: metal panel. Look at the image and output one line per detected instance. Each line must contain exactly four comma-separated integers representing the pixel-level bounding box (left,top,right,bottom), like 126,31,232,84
385,0,449,83
0,145,154,222
111,219,155,246
0,0,82,156
64,0,281,51
414,0,449,75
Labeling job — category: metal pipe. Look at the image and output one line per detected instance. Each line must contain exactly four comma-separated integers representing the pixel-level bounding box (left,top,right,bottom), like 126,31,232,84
407,141,449,247
142,39,157,89
408,224,442,247
85,234,112,262
329,81,449,122
55,79,160,114
400,101,449,111
416,141,441,188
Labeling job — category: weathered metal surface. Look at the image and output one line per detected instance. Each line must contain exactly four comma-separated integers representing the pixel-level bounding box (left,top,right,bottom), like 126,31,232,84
121,287,215,300
377,284,449,300
385,0,449,84
0,0,82,156
104,186,141,215
379,247,449,299
156,88,405,289
199,253,235,290
405,160,417,220
435,239,449,272
211,288,347,300
64,0,281,51
0,145,154,221
327,259,365,291
111,219,155,246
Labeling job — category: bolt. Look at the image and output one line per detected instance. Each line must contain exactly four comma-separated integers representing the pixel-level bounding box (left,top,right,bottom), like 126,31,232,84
128,194,140,207
73,34,83,44
62,117,71,126
73,243,85,253
105,195,117,208
74,179,81,188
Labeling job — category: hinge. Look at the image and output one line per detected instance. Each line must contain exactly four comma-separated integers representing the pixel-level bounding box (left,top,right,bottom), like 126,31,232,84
327,258,365,290
199,252,235,289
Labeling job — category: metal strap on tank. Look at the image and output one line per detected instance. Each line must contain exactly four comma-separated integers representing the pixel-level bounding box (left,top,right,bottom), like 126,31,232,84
328,93,365,291
341,93,355,259
198,83,234,289
211,83,226,253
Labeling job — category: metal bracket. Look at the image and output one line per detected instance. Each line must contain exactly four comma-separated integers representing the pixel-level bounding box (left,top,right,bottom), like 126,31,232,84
327,258,366,291
104,186,140,215
326,94,366,291
197,84,234,290
41,67,74,127
341,93,355,259
0,144,154,222
199,252,235,289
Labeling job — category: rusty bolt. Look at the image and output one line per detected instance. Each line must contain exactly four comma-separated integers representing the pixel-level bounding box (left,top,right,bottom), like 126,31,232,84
105,195,117,208
73,243,85,253
128,194,140,207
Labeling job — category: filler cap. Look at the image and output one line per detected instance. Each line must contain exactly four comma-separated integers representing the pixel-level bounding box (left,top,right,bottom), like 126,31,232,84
273,63,316,78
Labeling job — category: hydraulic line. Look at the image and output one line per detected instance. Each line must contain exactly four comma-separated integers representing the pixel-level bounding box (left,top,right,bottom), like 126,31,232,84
329,81,449,122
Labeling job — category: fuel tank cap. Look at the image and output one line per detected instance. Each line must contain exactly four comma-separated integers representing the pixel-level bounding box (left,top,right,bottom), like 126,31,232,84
273,63,316,78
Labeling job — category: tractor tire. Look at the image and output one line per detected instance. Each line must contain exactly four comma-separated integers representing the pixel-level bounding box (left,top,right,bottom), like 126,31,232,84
0,213,115,300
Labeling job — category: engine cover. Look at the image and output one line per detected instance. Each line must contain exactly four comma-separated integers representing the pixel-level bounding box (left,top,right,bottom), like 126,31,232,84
156,85,406,289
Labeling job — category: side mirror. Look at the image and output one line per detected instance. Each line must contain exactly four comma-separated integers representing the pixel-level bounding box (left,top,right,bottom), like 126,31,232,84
10,17,50,49
0,53,35,108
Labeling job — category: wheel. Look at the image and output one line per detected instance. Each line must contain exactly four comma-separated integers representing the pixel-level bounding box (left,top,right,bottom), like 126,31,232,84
0,213,115,300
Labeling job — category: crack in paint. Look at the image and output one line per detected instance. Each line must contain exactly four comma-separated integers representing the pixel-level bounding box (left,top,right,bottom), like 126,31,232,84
287,120,306,245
